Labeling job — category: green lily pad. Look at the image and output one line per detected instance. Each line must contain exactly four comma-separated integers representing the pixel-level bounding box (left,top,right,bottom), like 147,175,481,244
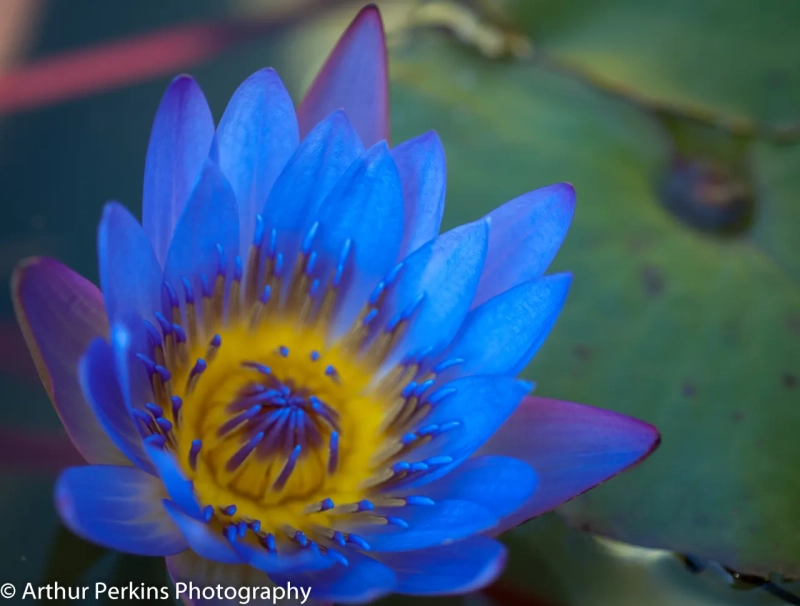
480,0,800,133
389,31,800,576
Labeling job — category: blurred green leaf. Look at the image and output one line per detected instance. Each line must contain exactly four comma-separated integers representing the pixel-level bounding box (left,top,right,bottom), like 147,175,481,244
497,516,800,606
751,141,800,283
480,0,800,133
389,30,800,576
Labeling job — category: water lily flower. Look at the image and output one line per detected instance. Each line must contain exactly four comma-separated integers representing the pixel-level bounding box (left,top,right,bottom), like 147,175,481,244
11,5,659,604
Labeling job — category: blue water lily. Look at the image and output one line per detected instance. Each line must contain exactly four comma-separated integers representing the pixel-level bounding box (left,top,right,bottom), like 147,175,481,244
12,6,659,604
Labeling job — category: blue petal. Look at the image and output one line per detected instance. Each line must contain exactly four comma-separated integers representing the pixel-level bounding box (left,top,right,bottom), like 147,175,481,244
55,465,187,556
312,141,404,338
167,551,315,606
143,75,214,265
144,441,203,520
396,375,533,486
473,183,575,307
391,131,446,257
98,202,162,327
297,6,388,147
79,338,153,474
374,220,489,369
110,314,155,425
163,500,241,564
273,552,396,604
214,69,299,256
163,159,240,307
338,499,497,552
229,539,335,574
400,456,537,520
373,535,506,595
262,110,363,273
442,273,572,378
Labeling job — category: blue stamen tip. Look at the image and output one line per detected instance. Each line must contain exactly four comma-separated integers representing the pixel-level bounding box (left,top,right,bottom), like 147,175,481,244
405,496,435,506
145,402,164,418
181,276,195,304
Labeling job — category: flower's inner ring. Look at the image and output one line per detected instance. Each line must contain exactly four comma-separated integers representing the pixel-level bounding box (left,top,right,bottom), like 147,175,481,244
130,218,464,561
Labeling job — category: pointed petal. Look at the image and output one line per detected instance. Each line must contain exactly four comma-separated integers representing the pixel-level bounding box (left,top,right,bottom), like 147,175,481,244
478,396,660,534
144,440,203,520
162,500,241,564
214,68,299,255
340,499,497,552
262,110,363,268
79,338,153,473
392,131,446,257
11,257,126,466
298,5,389,146
273,552,396,604
55,465,187,556
98,202,163,326
313,141,404,338
373,535,506,595
375,220,489,370
396,375,533,486
163,159,240,305
109,313,156,433
402,455,537,521
473,183,575,307
167,550,319,606
143,75,214,265
443,273,572,378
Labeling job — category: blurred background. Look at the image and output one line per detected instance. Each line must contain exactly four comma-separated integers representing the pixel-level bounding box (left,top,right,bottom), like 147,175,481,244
0,0,799,604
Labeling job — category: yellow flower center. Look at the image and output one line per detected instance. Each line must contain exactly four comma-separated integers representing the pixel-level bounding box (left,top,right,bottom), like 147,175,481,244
135,229,446,555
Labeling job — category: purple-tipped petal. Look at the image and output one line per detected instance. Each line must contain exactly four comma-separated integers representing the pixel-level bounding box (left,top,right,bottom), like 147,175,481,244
98,202,163,326
143,75,214,265
56,465,187,556
298,5,389,147
372,535,506,595
162,500,241,564
11,257,127,466
473,183,575,308
478,396,660,534
213,68,299,255
273,552,396,604
392,131,446,257
79,338,154,474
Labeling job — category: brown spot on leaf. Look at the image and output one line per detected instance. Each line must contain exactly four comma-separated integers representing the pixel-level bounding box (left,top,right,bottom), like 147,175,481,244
682,381,696,398
640,265,665,298
783,373,797,388
573,344,592,362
